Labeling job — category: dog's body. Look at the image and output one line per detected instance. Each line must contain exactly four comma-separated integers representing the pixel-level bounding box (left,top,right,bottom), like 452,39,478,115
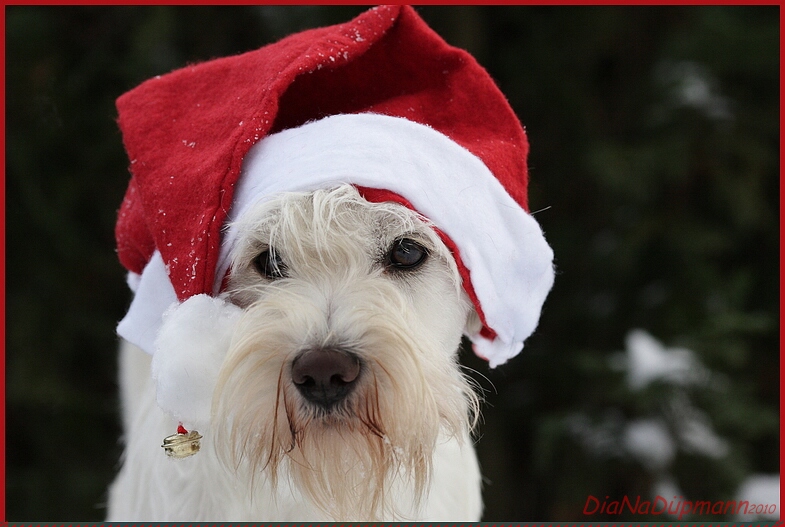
108,186,484,521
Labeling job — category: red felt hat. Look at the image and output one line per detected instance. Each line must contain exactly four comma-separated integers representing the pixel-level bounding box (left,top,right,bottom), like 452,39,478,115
116,5,554,369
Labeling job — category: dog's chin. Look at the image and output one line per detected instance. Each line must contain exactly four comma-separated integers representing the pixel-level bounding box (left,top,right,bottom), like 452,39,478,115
275,393,431,521
214,376,430,519
211,305,476,520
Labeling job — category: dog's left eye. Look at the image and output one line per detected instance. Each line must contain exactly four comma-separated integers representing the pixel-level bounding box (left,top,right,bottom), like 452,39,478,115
253,249,287,279
387,238,428,270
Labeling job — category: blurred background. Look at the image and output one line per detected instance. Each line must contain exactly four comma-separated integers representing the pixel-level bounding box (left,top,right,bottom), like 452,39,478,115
6,5,779,522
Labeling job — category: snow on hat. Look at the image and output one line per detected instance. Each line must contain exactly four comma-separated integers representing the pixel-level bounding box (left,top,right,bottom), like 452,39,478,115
115,5,554,415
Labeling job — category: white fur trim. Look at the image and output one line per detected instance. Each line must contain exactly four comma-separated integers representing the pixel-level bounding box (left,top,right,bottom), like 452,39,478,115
150,294,243,429
219,114,554,367
126,271,141,293
117,251,177,355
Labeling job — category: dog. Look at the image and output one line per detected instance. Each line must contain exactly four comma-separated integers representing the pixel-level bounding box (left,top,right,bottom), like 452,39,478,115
107,185,485,521
107,7,556,521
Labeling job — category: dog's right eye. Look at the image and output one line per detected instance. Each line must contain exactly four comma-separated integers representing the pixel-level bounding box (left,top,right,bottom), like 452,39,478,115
386,238,428,271
253,249,287,279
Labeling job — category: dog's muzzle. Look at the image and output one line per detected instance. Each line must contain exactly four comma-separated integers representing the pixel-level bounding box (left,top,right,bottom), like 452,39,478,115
291,347,362,409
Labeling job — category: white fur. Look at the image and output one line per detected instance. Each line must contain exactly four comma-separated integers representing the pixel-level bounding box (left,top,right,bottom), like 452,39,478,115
108,186,484,521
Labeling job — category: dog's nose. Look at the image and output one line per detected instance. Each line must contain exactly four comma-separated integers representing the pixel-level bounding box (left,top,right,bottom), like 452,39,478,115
291,348,361,408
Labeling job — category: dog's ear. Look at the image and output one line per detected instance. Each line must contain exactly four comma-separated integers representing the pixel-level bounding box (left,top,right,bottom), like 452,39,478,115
464,307,483,337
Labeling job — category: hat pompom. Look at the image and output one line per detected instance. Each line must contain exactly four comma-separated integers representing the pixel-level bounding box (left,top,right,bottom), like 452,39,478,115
151,294,243,429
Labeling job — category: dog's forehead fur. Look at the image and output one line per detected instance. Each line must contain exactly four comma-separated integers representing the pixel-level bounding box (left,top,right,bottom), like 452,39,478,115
228,185,453,278
224,186,466,315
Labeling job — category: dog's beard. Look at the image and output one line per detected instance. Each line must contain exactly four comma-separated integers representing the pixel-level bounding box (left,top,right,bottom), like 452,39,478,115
212,278,478,520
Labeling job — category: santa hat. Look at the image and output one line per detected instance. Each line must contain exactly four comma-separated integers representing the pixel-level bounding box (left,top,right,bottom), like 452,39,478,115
115,6,553,425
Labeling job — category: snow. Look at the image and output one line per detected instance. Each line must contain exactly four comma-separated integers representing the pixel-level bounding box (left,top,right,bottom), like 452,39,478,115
614,330,730,462
734,474,780,520
565,411,623,458
656,60,733,121
676,405,729,458
569,329,776,520
652,477,682,507
623,329,707,390
622,418,675,469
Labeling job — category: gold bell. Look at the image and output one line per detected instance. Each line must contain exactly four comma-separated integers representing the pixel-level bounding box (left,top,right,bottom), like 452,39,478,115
162,426,203,459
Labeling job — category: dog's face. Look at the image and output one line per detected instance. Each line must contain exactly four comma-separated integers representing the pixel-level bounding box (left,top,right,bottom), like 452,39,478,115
212,185,480,519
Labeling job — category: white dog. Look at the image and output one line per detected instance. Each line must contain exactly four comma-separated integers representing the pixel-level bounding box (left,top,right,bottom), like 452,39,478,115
108,185,484,521
107,7,555,521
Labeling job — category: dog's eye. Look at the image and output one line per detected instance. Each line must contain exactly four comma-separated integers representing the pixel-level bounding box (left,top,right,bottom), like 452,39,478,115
253,249,287,279
387,238,428,270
